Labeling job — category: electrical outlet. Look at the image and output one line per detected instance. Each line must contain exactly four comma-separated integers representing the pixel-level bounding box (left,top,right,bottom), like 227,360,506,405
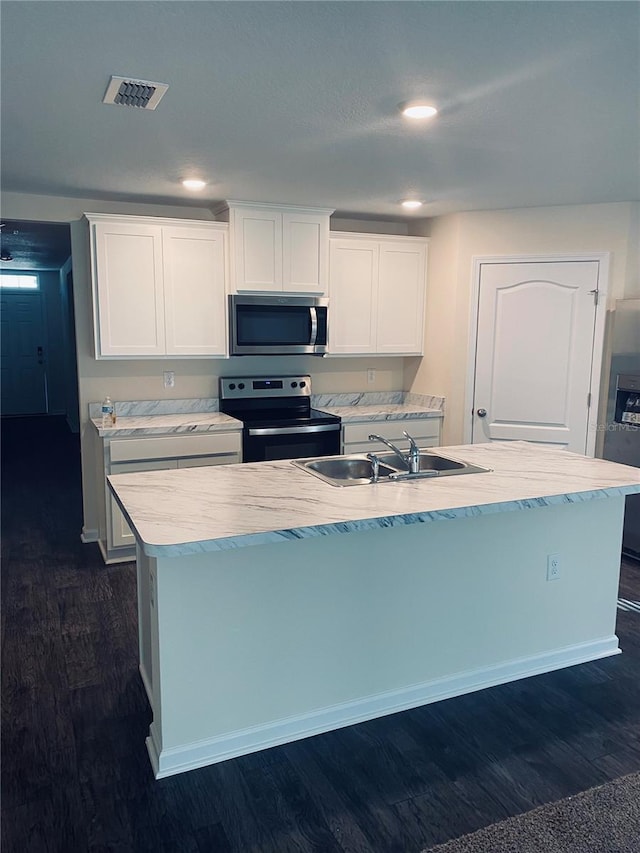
163,371,175,389
367,368,376,384
547,553,561,581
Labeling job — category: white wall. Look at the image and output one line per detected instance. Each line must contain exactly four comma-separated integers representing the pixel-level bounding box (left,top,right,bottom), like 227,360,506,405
59,256,80,431
407,201,640,446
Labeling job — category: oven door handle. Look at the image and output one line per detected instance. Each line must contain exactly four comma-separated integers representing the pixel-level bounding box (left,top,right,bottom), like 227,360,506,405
309,307,318,346
247,423,341,437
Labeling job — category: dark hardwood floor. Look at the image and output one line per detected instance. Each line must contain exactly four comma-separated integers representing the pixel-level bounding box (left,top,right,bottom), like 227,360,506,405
2,415,640,853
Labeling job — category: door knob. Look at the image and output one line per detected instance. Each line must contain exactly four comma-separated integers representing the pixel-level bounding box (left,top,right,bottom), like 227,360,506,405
476,408,487,418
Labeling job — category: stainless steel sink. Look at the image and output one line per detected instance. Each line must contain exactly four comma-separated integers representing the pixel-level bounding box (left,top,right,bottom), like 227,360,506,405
376,451,465,472
292,452,491,486
292,455,397,486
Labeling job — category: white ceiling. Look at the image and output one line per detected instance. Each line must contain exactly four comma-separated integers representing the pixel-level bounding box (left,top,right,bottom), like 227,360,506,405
1,1,638,222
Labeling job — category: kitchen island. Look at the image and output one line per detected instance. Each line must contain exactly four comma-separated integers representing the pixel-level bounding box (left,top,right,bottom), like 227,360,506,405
108,442,640,779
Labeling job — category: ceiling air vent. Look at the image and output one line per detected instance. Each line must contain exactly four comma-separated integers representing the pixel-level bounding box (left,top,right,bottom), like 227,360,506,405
103,76,169,110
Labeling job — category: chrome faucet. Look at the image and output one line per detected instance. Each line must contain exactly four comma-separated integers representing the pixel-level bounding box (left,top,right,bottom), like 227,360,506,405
368,430,421,474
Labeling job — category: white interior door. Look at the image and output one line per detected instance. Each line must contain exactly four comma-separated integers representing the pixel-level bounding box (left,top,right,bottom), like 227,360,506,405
472,261,602,453
1,291,47,415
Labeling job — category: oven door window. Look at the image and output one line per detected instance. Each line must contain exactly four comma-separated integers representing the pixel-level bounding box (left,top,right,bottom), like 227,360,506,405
243,429,340,463
236,305,313,347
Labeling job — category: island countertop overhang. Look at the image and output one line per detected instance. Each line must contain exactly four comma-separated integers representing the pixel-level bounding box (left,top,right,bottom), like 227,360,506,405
106,441,640,557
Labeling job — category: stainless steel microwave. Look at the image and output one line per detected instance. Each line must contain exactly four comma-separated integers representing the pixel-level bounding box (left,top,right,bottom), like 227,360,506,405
229,294,329,356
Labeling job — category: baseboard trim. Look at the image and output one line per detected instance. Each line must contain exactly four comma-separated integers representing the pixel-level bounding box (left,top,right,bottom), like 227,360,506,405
149,635,620,779
81,527,99,543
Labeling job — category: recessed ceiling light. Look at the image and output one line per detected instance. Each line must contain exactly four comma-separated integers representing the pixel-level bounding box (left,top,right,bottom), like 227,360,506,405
401,200,423,210
400,102,438,120
182,179,206,191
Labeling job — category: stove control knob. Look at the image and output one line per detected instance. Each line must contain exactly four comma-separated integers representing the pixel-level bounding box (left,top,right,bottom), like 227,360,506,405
300,380,306,388
291,381,298,388
238,382,245,390
229,383,236,390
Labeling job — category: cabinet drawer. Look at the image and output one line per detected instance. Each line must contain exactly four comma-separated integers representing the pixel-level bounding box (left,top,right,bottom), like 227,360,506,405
177,453,240,468
109,432,241,463
343,418,441,446
111,459,178,474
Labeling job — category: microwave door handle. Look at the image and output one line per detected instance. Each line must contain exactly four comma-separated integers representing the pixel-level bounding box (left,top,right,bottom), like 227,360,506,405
309,307,318,346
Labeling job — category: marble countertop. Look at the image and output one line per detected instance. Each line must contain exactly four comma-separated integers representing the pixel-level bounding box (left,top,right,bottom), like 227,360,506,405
90,392,445,437
92,412,243,437
319,403,443,422
91,404,441,436
108,441,640,557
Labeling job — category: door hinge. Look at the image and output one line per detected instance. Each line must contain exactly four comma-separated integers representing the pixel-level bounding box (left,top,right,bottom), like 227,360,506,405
589,289,599,305
587,392,592,408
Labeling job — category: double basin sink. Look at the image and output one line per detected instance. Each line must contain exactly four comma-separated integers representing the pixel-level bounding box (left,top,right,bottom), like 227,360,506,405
292,451,491,487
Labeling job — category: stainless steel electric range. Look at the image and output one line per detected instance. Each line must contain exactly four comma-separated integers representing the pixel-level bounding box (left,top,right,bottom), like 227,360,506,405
219,375,341,463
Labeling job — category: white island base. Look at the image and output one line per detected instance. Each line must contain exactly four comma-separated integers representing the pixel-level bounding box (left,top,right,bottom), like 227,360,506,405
136,496,624,779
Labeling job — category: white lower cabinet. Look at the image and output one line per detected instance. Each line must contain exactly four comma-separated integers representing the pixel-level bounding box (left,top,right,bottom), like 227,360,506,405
342,418,441,455
329,232,428,355
99,431,242,562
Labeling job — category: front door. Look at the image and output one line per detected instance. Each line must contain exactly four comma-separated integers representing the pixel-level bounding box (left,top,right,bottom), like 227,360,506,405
1,291,47,415
471,260,603,454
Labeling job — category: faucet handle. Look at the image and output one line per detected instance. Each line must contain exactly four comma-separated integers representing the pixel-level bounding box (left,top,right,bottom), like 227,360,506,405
403,431,420,473
367,453,381,483
403,430,420,454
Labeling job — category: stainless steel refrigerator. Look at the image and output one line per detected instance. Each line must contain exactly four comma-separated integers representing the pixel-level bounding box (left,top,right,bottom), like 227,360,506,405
602,299,640,561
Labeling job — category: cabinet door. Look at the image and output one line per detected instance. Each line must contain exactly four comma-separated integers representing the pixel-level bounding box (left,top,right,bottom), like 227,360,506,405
92,221,166,357
282,211,329,294
163,226,227,356
376,241,427,354
232,207,283,291
328,239,378,354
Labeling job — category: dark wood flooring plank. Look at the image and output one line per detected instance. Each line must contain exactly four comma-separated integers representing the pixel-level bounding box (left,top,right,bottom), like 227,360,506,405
194,822,234,853
2,783,88,853
195,758,282,853
236,748,345,852
283,739,380,852
301,730,423,853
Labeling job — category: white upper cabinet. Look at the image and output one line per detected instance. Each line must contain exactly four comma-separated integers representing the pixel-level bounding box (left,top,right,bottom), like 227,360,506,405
224,202,333,294
376,240,427,354
91,219,166,357
328,237,379,354
87,214,228,358
328,232,428,356
162,226,227,356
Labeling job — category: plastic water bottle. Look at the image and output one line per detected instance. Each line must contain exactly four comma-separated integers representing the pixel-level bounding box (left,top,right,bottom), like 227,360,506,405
101,396,114,428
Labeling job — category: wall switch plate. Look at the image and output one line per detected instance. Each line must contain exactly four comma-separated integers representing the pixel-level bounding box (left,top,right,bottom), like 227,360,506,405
547,553,561,581
367,368,376,384
163,371,175,389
